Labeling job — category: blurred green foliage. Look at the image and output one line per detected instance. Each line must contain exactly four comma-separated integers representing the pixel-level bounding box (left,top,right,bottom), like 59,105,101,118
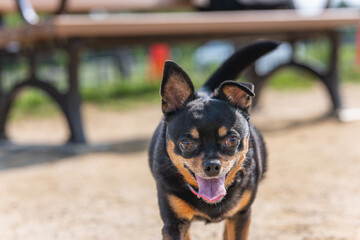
5,38,360,120
10,89,59,120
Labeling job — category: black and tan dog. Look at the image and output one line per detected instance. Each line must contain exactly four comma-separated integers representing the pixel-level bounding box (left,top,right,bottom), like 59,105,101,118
149,41,278,240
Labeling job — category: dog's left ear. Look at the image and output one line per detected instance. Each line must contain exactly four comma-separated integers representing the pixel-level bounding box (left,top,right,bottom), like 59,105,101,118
160,61,195,114
215,81,255,111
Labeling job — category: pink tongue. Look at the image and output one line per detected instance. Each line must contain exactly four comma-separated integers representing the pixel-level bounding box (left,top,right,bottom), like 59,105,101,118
195,175,226,203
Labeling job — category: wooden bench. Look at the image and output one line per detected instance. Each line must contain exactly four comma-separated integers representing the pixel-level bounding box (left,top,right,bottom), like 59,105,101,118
0,0,359,143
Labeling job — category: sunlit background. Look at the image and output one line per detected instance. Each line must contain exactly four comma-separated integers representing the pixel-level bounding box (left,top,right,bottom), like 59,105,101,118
0,1,360,239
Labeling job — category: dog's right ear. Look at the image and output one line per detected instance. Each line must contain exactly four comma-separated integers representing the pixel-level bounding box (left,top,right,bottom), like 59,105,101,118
160,61,195,114
214,81,255,111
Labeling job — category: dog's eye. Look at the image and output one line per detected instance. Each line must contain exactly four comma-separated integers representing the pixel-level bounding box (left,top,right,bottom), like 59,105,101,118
180,139,195,151
224,136,239,148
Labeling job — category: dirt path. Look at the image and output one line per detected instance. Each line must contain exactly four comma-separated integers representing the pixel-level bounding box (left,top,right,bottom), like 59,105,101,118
0,83,360,240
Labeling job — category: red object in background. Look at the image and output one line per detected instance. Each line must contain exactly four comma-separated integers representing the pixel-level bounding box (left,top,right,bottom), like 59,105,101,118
357,25,360,65
148,43,171,82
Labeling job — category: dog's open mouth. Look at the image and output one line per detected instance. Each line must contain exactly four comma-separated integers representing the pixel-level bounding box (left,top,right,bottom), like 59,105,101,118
195,175,226,203
185,165,227,203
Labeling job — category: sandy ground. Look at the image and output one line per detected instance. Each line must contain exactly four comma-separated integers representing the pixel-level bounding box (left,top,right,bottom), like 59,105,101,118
1,83,360,240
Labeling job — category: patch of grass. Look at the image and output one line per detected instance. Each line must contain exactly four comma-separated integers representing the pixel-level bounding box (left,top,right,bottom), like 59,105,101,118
266,40,360,90
340,44,360,83
8,80,163,120
268,68,316,90
81,80,161,110
9,89,60,121
4,14,23,27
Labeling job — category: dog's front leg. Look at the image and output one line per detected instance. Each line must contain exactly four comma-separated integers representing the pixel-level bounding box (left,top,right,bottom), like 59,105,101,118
162,221,190,240
223,208,251,240
158,191,191,240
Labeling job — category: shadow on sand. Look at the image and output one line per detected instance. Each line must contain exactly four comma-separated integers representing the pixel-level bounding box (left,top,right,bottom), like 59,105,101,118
0,138,150,171
0,112,339,172
256,112,335,133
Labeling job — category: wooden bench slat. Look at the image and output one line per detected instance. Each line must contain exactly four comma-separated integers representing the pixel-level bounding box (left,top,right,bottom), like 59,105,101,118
0,9,359,48
0,0,189,12
53,9,360,37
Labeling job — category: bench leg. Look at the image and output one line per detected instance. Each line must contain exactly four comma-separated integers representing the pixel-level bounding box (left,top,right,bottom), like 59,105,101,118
321,31,342,112
247,31,342,116
245,65,267,108
0,58,6,140
0,78,86,143
0,45,86,144
65,45,86,143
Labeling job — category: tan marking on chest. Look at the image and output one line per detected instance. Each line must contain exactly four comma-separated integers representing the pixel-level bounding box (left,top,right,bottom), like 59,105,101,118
168,194,195,221
168,195,208,221
224,190,253,218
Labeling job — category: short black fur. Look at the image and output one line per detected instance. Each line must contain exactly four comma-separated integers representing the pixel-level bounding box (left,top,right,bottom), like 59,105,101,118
149,40,277,240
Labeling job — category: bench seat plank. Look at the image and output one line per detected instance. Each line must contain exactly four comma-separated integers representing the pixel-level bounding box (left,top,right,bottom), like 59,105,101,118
0,0,188,13
0,9,359,48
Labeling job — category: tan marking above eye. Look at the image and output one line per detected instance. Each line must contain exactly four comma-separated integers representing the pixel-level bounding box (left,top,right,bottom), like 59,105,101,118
190,128,199,139
218,126,228,137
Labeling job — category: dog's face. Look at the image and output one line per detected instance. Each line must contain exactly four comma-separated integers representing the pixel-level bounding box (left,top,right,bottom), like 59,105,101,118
161,61,254,204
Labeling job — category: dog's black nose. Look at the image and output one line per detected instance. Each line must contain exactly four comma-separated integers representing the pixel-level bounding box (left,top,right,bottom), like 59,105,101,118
203,160,222,177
